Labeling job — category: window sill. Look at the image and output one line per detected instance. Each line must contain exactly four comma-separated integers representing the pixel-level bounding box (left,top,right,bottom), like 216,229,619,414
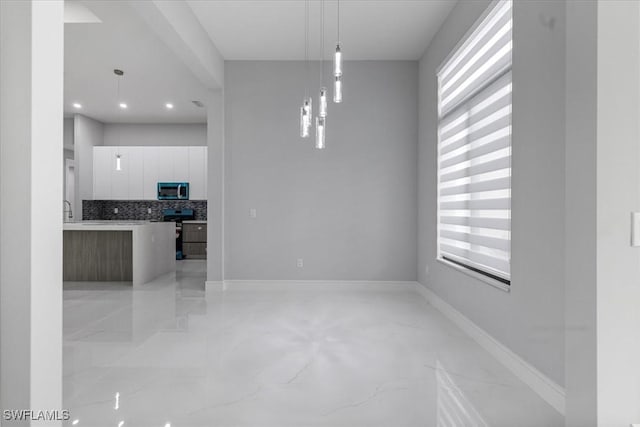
436,258,510,293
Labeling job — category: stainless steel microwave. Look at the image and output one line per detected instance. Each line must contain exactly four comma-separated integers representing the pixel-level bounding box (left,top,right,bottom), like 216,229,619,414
157,182,189,200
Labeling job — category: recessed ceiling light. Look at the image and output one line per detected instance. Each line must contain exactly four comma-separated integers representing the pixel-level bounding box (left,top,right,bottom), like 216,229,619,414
165,103,174,110
73,103,82,109
119,103,127,109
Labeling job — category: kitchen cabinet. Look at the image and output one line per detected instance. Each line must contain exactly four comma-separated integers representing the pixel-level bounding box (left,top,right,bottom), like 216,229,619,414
155,147,174,183
94,146,208,201
128,147,144,199
172,147,190,182
142,149,158,200
182,222,207,259
94,146,143,200
188,146,207,200
93,146,112,199
111,147,129,200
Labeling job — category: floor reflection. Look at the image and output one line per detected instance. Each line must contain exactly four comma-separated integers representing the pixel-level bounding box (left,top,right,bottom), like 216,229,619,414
436,360,488,427
63,260,562,427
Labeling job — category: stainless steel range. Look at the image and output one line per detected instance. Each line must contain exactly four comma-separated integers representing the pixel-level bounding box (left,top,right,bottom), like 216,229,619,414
161,208,195,260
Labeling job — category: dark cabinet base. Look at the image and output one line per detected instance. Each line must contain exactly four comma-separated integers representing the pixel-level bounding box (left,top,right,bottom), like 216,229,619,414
63,230,133,281
183,242,206,259
182,223,207,259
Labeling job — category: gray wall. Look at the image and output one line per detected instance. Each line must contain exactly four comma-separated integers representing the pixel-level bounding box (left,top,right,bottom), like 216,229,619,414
418,0,566,386
206,90,224,282
74,114,103,219
565,1,597,423
224,61,418,280
103,123,206,146
64,117,74,149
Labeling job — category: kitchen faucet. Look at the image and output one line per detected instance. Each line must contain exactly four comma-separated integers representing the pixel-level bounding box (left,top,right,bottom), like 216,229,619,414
63,200,73,222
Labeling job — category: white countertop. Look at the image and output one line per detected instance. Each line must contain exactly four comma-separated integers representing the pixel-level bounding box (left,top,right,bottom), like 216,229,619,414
63,221,173,231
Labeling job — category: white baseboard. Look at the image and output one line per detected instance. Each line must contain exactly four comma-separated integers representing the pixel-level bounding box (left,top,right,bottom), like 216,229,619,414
205,281,224,291
414,283,566,415
216,280,416,292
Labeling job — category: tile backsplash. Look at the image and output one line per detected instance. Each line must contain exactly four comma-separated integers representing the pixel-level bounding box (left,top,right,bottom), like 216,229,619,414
83,200,207,221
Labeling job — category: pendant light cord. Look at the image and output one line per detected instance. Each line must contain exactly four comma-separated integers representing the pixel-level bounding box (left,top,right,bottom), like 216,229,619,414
305,0,309,97
320,0,324,86
116,73,121,150
337,0,340,43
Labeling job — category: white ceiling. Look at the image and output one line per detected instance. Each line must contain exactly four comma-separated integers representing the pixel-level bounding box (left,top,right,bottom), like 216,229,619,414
187,0,456,60
64,1,208,123
64,0,456,124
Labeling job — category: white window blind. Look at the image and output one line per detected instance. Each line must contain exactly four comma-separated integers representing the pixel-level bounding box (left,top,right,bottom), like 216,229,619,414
437,0,512,284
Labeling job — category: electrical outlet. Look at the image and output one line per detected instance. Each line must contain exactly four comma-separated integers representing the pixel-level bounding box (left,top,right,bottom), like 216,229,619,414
250,208,257,219
147,208,152,214
114,207,118,214
297,258,304,268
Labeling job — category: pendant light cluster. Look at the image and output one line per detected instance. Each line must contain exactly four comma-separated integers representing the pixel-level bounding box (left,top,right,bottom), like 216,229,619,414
299,0,343,149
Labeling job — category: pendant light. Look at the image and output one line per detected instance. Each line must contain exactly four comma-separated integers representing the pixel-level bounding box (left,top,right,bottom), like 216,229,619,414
300,105,309,138
315,0,327,149
300,98,312,138
114,69,124,171
300,0,312,138
333,0,343,103
316,116,326,150
334,75,342,103
319,87,327,117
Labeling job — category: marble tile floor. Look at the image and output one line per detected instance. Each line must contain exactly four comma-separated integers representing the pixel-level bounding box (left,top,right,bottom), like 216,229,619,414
63,260,563,427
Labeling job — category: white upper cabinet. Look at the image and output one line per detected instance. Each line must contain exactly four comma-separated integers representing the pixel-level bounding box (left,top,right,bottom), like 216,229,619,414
188,146,207,200
172,147,190,183
94,146,207,200
128,147,144,200
111,146,129,200
93,146,112,200
155,147,175,183
143,148,159,200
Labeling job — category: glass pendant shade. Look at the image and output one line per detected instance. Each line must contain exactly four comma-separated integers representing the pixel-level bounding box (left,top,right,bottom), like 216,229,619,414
300,106,309,138
319,87,328,118
300,98,312,138
316,116,326,149
334,75,342,103
116,154,122,171
334,44,342,76
305,97,312,121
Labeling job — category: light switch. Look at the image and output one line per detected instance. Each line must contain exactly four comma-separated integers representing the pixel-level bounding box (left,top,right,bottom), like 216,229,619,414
250,208,257,219
114,207,118,214
632,212,640,247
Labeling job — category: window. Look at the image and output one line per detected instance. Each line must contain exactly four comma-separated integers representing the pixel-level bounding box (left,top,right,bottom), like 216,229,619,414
437,0,512,285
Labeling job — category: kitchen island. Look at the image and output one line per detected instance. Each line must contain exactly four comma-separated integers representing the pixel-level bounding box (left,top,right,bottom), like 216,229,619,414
63,221,176,286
